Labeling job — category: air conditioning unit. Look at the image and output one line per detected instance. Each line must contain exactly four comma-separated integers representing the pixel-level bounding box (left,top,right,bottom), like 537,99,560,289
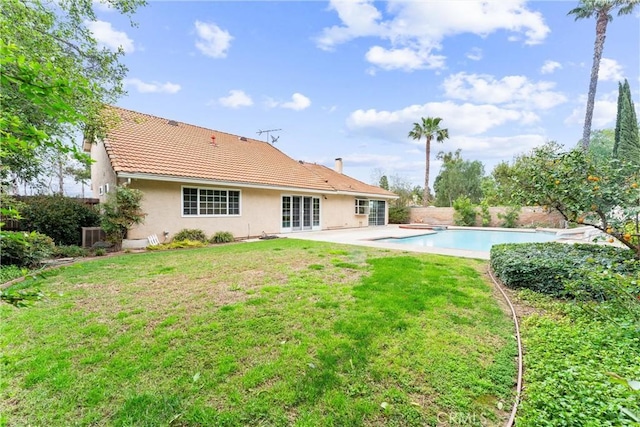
82,227,106,248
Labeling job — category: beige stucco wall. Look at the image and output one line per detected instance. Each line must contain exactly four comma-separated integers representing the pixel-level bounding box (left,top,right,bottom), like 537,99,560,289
89,140,117,203
409,206,565,228
126,180,391,241
321,195,388,229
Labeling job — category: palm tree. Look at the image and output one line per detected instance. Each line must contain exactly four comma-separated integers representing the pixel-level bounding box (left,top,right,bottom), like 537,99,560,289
569,0,639,150
408,117,449,206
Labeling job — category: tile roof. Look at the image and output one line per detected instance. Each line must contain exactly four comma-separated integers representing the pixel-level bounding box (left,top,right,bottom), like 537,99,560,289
99,107,396,198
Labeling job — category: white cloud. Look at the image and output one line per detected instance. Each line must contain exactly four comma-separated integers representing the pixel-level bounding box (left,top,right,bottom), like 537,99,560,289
218,90,253,108
316,0,549,71
124,78,181,94
347,101,539,138
85,20,134,53
466,47,483,61
598,58,624,82
194,21,233,58
540,60,562,74
366,46,445,71
267,93,311,111
564,96,618,129
442,72,567,110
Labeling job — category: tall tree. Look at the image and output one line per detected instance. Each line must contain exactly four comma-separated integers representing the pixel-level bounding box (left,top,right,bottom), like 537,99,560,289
408,117,449,206
378,175,389,190
569,0,638,150
433,150,484,207
1,0,145,188
613,79,640,164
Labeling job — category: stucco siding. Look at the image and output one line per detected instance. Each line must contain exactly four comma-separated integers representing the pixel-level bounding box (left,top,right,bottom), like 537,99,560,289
90,140,117,203
126,181,385,240
322,195,371,229
126,180,283,240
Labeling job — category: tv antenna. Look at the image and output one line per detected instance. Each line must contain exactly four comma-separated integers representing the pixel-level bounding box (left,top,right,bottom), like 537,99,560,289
257,128,282,144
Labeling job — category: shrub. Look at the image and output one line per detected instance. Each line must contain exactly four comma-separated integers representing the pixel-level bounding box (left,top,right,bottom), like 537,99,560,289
210,231,234,244
0,231,55,267
0,265,26,284
388,206,410,224
498,205,520,228
173,228,207,243
93,248,107,257
490,242,638,298
18,195,100,246
100,186,146,250
53,245,89,258
147,240,206,251
479,200,491,227
453,196,477,226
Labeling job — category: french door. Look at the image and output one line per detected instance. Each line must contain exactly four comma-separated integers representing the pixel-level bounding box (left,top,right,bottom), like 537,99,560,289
282,195,320,232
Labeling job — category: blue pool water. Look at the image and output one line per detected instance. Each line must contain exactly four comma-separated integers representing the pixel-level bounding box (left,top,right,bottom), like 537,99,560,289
378,229,557,252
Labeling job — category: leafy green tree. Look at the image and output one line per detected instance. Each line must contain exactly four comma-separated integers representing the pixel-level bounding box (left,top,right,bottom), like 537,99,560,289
100,186,146,250
568,0,638,150
613,79,640,164
587,128,615,164
408,117,449,206
1,0,145,186
433,149,484,207
512,142,639,257
379,175,389,190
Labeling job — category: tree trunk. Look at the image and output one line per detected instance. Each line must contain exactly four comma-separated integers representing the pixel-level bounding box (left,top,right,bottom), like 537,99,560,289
581,9,609,150
423,136,431,206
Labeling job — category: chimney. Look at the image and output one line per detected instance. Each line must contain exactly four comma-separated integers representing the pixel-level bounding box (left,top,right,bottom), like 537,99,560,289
334,157,343,174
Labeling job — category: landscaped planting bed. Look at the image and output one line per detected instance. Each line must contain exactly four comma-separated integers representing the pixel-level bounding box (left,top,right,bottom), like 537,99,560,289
491,242,640,426
1,239,516,426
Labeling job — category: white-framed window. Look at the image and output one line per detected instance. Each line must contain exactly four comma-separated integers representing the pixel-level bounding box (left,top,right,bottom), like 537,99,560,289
104,183,110,193
182,186,241,216
98,185,104,195
355,198,369,215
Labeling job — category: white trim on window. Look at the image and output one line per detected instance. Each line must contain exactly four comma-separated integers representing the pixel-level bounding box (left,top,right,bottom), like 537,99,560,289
104,183,110,193
355,198,369,215
98,185,104,195
181,185,242,217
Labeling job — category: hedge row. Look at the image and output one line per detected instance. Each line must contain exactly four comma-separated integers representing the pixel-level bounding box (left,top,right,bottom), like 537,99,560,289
490,242,638,298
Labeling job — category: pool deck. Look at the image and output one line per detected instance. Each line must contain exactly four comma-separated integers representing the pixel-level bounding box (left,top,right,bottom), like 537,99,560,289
278,225,492,259
276,225,606,260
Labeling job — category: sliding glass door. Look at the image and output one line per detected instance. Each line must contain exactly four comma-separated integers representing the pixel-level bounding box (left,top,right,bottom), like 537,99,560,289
282,195,321,232
368,200,386,226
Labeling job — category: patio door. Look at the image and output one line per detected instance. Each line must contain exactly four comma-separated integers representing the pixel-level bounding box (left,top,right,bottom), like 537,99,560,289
282,195,321,232
368,200,386,226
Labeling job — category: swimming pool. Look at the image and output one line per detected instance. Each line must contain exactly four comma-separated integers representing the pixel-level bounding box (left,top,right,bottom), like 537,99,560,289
377,229,557,252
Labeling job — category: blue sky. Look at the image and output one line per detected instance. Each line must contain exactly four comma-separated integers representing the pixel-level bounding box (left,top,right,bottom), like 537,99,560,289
89,0,640,189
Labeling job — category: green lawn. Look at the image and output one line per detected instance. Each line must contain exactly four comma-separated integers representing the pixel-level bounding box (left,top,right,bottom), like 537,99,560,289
0,239,516,426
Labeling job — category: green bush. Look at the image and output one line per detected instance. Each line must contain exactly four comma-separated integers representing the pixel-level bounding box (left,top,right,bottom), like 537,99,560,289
0,231,55,267
53,245,89,258
100,186,146,250
490,242,638,298
498,205,520,228
92,248,107,256
210,231,234,244
388,206,410,224
147,239,206,250
0,265,27,284
173,228,207,243
453,196,477,226
18,195,100,245
479,200,491,227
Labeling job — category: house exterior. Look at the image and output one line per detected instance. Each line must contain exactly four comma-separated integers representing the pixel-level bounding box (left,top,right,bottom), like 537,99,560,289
86,107,397,245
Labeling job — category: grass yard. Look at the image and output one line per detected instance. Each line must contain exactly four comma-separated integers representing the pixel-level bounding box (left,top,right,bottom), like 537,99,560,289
0,239,516,426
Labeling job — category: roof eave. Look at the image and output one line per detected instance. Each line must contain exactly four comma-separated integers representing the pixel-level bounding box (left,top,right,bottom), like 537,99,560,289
116,172,395,198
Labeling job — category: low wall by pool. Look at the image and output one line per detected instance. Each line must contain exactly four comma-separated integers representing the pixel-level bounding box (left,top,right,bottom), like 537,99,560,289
408,206,565,228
